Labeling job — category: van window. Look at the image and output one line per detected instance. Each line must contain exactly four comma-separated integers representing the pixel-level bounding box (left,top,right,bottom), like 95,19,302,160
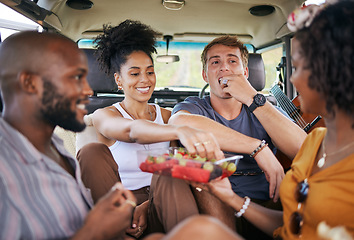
260,44,283,94
154,41,207,90
0,3,41,41
78,39,253,91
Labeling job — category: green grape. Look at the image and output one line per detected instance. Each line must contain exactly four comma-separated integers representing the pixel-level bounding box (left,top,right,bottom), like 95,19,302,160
203,162,214,172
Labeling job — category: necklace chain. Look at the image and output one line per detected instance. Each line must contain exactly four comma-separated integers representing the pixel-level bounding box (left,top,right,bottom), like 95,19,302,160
318,137,354,168
120,102,154,121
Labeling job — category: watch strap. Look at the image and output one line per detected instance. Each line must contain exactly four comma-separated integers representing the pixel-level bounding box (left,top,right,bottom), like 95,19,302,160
248,102,258,112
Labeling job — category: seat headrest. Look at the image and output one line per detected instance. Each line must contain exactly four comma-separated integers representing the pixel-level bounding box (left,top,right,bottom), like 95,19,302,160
82,49,118,93
248,53,265,91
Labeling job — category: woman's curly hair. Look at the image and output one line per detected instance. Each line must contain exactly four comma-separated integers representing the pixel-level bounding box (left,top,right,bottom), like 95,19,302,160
94,19,158,74
295,1,354,122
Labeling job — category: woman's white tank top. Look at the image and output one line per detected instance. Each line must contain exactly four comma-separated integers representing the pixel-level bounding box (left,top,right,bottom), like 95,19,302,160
109,102,170,190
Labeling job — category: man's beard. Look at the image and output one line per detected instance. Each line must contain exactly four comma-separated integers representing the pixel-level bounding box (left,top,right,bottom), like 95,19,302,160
40,79,86,132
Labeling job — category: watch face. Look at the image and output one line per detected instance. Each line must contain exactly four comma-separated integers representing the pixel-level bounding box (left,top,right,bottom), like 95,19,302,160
254,94,266,106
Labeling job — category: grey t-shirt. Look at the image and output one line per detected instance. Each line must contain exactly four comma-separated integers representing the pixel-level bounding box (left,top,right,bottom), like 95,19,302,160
172,96,286,200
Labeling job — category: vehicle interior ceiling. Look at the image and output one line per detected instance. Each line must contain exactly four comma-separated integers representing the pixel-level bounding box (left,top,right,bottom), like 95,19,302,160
0,0,307,157
0,0,303,117
0,0,300,45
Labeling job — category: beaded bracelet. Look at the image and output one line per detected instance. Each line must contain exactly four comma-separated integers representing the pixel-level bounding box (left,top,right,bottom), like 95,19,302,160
235,196,251,218
250,140,268,158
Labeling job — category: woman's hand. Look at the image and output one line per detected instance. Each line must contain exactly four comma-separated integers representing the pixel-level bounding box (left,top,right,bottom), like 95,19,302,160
220,71,257,107
253,146,284,202
125,200,149,239
176,126,224,160
191,178,236,206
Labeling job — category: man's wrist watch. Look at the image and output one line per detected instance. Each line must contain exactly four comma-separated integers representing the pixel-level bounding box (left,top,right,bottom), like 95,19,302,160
248,93,266,112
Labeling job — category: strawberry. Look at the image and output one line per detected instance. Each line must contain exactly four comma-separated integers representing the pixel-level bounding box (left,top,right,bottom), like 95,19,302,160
146,156,155,164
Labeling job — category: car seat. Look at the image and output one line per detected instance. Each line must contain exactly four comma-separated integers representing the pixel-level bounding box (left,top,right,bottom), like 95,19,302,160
82,48,122,114
248,53,277,105
248,53,266,91
76,49,122,153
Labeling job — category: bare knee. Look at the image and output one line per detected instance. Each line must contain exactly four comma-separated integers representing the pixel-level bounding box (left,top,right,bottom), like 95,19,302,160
163,215,243,240
143,233,165,240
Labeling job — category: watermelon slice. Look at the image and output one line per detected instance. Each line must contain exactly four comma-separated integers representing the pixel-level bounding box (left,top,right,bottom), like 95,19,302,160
139,162,154,172
171,165,210,183
139,148,241,183
140,159,178,174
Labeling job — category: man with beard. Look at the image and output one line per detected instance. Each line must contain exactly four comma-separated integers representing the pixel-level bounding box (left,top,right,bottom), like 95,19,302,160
0,31,137,239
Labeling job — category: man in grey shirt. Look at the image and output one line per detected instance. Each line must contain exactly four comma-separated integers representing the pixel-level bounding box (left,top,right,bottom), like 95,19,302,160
149,36,307,239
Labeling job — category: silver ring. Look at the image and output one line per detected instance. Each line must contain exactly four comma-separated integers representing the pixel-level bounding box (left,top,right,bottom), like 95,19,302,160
203,141,211,145
138,226,142,232
194,142,202,147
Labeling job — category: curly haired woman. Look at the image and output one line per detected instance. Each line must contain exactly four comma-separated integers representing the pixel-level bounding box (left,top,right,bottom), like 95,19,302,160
77,20,223,238
166,1,354,240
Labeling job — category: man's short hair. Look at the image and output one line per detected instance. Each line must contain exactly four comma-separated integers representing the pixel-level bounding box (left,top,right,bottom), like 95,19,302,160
201,35,249,71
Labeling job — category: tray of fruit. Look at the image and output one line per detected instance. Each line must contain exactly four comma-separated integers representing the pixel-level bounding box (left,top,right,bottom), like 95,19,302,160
137,147,242,183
